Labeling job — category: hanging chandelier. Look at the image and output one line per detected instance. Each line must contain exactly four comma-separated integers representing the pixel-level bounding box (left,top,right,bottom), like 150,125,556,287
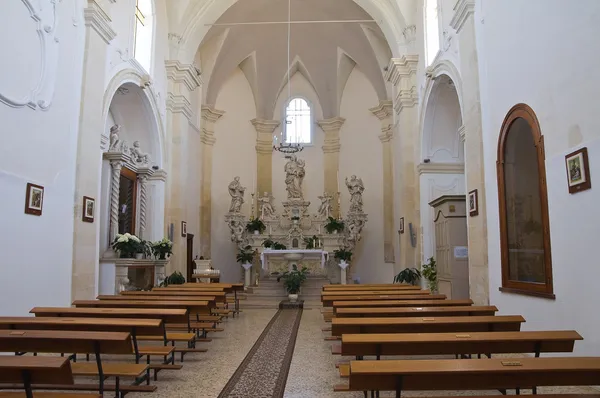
273,0,304,155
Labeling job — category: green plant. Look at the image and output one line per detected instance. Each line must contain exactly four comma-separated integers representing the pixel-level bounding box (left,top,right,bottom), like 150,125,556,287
421,257,438,292
304,235,320,249
393,267,421,285
236,245,255,264
271,242,287,250
138,240,152,257
262,238,274,248
159,271,185,287
333,248,353,262
112,233,142,258
246,218,266,233
324,216,345,233
277,264,309,294
151,238,173,259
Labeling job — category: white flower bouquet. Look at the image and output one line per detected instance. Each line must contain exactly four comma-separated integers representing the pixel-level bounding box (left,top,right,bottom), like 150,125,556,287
152,238,173,260
112,233,142,258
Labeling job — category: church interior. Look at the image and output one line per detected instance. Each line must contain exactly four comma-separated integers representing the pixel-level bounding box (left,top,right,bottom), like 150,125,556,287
2,0,600,397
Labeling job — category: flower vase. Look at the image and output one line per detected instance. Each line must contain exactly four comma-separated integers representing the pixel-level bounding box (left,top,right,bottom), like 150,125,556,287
288,293,298,303
135,253,144,260
159,253,166,260
254,230,260,235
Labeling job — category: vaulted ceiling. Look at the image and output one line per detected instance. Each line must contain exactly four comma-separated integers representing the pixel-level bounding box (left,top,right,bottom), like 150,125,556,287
199,0,392,119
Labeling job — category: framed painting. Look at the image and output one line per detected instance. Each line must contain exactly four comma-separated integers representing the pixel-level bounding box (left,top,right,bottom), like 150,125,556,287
399,217,405,234
181,221,187,237
82,196,95,223
25,183,44,216
468,189,479,217
565,147,591,194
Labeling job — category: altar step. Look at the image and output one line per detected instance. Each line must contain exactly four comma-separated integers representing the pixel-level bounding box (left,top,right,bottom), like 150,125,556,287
241,276,328,309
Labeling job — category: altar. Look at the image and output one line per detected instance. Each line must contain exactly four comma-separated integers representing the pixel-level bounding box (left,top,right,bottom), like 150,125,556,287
260,249,328,271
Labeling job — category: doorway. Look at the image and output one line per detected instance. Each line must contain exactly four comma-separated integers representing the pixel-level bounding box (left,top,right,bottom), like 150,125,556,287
186,233,194,282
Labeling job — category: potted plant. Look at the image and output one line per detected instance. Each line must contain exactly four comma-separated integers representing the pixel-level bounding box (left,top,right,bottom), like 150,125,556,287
277,264,309,302
159,271,185,287
422,257,438,293
333,248,353,268
262,238,274,249
112,233,142,258
325,216,344,234
271,242,287,250
236,245,255,270
393,267,421,285
304,235,320,249
246,218,266,235
152,238,173,260
291,216,300,224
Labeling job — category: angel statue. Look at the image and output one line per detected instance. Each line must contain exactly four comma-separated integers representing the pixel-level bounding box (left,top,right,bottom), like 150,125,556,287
109,124,125,152
345,175,365,213
130,141,150,165
228,176,246,213
317,192,333,218
258,192,276,219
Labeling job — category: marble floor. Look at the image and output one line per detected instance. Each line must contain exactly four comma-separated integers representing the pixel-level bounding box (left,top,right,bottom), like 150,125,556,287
126,308,599,398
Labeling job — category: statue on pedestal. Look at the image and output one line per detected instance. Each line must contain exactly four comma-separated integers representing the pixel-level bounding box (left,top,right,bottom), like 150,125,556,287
228,176,246,213
317,192,333,218
258,192,276,219
130,141,150,165
346,175,365,213
109,124,127,153
284,155,306,199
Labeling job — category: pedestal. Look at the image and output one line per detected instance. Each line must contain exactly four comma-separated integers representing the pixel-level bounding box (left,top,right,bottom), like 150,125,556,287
244,268,251,288
99,258,168,294
193,259,212,283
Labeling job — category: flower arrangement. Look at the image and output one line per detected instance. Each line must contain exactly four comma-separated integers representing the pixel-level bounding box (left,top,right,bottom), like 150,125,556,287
325,216,345,233
151,238,173,260
112,233,142,258
159,271,185,287
236,245,255,265
333,247,353,263
246,218,266,234
277,264,309,294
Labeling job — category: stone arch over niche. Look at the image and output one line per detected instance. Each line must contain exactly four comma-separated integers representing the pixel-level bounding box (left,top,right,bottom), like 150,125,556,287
174,0,407,63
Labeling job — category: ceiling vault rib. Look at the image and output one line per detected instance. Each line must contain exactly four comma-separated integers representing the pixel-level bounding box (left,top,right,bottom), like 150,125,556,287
205,19,376,26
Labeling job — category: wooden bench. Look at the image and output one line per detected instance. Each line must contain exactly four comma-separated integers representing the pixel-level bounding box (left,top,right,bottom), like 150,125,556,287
332,299,473,313
330,315,525,337
336,330,582,359
99,293,224,304
170,283,244,316
335,306,497,318
0,330,150,396
339,357,600,396
322,290,431,296
323,295,446,307
323,284,419,290
0,356,102,398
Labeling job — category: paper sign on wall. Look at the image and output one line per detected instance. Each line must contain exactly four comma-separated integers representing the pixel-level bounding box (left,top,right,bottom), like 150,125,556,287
454,246,468,259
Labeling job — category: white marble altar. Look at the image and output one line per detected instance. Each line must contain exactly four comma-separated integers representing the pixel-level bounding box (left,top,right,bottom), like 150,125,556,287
260,249,328,271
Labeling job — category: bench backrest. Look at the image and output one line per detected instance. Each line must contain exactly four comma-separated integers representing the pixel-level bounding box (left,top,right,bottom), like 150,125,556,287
335,306,497,318
97,295,220,303
30,306,189,324
0,356,74,385
0,316,163,336
322,290,431,296
73,299,212,313
332,299,473,310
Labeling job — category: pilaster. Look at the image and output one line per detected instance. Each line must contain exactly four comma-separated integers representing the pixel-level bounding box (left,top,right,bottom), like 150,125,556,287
71,0,116,301
199,106,225,259
370,101,395,264
386,55,420,274
318,117,346,217
451,0,489,305
252,119,281,198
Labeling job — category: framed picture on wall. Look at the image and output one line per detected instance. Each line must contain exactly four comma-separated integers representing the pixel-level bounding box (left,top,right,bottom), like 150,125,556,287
82,196,95,223
24,183,44,216
468,189,479,217
181,221,187,237
399,217,405,234
565,147,591,194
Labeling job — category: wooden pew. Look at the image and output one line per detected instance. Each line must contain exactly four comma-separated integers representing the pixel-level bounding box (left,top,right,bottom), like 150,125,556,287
117,292,223,322
332,299,473,313
339,357,600,395
330,315,525,337
323,290,430,296
0,330,148,396
323,284,419,290
165,283,244,316
336,330,582,359
97,294,225,305
322,295,446,307
0,356,101,398
335,306,497,318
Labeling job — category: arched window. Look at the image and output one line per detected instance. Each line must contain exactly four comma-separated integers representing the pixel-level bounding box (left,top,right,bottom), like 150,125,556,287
134,0,153,73
424,0,440,66
497,104,554,298
284,97,312,144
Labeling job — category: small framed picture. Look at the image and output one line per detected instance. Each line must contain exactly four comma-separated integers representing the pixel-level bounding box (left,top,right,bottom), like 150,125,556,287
399,217,405,234
181,221,187,237
82,196,95,223
468,189,479,217
565,147,591,194
25,183,44,216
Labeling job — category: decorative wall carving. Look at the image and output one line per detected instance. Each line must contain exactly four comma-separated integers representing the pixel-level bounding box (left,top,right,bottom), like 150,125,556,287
0,0,61,110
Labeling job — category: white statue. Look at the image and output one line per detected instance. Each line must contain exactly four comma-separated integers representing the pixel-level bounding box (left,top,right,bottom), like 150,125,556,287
109,125,122,151
346,175,365,213
228,176,246,213
258,192,276,219
130,141,150,165
317,192,333,218
230,219,244,243
284,155,306,200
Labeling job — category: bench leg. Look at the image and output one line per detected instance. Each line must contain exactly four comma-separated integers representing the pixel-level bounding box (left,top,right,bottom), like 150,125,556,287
395,376,403,398
22,370,33,398
114,376,120,398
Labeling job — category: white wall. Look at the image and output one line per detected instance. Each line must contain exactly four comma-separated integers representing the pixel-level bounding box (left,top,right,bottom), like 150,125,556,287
340,68,391,283
212,69,257,283
478,0,600,355
0,0,85,315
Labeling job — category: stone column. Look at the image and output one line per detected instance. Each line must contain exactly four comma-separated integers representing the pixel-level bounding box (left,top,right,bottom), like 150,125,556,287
199,106,225,258
370,101,395,264
318,117,345,217
385,55,420,273
71,0,116,301
252,119,280,199
165,60,202,274
108,158,123,242
137,168,153,240
451,0,489,305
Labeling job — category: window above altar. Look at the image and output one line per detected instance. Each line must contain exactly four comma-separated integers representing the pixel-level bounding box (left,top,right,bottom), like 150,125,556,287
284,97,312,144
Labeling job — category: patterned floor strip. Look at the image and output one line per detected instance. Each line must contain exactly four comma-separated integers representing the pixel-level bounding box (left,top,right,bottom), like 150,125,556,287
217,308,303,398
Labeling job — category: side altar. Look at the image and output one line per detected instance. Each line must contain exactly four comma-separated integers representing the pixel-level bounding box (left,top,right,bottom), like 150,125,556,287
224,154,368,283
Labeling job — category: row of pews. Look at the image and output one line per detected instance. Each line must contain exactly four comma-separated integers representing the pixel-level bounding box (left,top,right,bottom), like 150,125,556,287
320,283,600,398
0,282,243,398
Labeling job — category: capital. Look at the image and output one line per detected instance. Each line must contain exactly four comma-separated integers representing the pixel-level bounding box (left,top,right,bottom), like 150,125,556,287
201,106,225,124
84,0,116,44
317,117,345,132
385,55,419,87
369,101,394,121
450,0,476,33
165,60,202,91
251,118,280,134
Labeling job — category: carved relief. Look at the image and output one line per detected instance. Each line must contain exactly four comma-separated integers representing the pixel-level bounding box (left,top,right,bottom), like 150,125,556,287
0,0,61,110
